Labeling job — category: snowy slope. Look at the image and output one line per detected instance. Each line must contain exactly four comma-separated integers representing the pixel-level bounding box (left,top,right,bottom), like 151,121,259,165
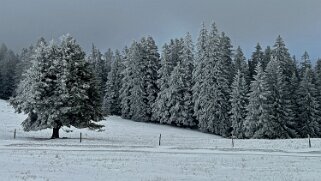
1,99,321,181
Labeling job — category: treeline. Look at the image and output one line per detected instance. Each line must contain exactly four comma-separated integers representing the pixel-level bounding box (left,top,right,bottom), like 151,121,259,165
101,23,321,139
2,22,321,139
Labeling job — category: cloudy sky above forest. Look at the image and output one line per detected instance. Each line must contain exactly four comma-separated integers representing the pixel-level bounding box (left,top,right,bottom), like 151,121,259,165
0,0,320,60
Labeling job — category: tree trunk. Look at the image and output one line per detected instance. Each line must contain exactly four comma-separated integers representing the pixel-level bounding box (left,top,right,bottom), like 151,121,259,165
51,127,60,139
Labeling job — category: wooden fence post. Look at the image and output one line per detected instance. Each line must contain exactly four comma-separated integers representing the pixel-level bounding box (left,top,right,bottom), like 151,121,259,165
80,132,82,143
14,129,16,139
308,134,311,148
159,134,161,146
231,133,234,148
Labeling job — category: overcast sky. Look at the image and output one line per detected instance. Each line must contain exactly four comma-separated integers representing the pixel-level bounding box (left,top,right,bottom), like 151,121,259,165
0,0,320,60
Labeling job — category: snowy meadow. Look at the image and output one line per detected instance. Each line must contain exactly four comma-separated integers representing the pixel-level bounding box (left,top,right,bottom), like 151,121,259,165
1,100,321,181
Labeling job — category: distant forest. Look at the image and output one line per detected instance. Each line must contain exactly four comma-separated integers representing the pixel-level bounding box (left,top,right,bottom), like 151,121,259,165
2,22,321,139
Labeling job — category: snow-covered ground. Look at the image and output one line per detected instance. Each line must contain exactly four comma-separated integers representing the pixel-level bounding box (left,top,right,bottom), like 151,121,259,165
1,100,321,181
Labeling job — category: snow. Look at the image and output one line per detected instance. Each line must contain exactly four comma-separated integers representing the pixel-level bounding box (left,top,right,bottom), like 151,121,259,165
1,99,321,180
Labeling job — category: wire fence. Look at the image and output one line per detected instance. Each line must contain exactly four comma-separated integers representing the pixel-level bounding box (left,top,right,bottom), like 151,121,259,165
1,128,320,151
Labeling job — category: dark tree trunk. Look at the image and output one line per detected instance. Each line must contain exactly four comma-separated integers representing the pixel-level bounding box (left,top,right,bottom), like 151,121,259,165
51,127,60,139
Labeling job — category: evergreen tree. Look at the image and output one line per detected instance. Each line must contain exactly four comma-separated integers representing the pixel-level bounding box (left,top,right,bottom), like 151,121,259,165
297,68,320,137
11,35,103,138
0,49,19,99
57,35,104,137
244,63,270,138
167,33,196,127
230,70,248,138
103,50,124,116
219,32,234,86
193,23,231,136
315,58,321,99
265,58,297,138
87,44,106,97
127,41,150,121
119,46,133,119
289,72,301,135
152,44,173,123
193,23,209,131
140,36,161,121
272,35,295,80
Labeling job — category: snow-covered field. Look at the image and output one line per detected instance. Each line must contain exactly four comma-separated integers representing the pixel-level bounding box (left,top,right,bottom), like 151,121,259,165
1,100,321,181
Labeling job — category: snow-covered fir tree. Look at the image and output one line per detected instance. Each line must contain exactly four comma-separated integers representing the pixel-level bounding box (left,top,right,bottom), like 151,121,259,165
87,44,106,97
167,33,196,127
152,38,184,123
140,36,161,121
272,36,296,80
152,44,173,123
297,67,320,137
119,46,133,119
193,23,231,136
192,23,209,131
57,35,104,137
11,35,103,138
315,58,321,100
219,32,234,86
244,63,270,138
289,71,301,135
229,70,248,138
265,58,297,138
0,47,19,99
126,41,149,121
103,50,124,116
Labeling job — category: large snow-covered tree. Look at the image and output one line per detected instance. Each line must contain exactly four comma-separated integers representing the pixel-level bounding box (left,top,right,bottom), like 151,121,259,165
265,58,297,138
193,23,231,136
121,37,161,122
10,35,103,138
229,70,248,138
244,63,270,138
152,44,173,123
152,38,184,123
140,36,161,121
167,33,196,127
126,41,149,121
193,23,209,131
